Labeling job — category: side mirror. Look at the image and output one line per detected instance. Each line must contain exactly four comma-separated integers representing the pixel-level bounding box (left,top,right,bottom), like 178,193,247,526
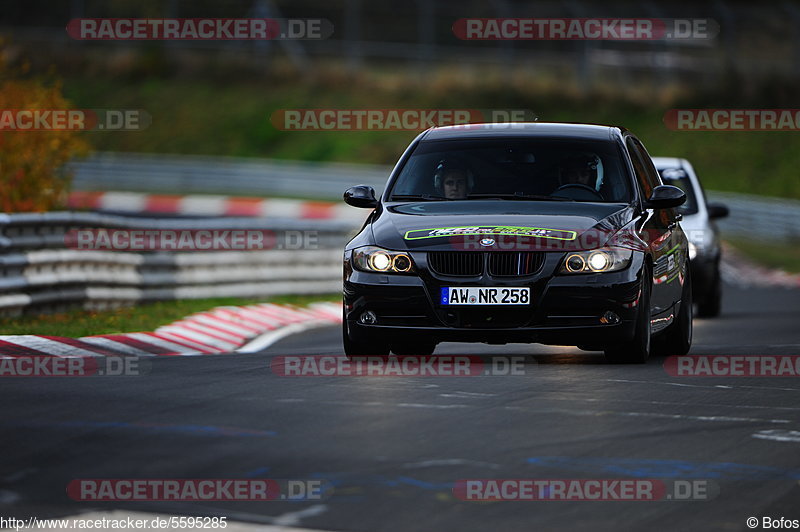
646,185,686,209
344,185,378,208
707,202,729,219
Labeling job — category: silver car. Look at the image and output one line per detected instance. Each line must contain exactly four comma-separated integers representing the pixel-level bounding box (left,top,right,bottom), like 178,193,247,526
652,157,729,317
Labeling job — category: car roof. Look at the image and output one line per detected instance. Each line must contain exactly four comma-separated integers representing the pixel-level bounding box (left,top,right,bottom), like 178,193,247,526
650,157,706,209
421,122,626,141
651,156,688,169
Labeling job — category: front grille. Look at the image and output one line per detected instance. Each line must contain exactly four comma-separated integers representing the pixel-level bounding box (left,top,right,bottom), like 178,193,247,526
428,252,483,276
488,252,544,276
427,252,544,277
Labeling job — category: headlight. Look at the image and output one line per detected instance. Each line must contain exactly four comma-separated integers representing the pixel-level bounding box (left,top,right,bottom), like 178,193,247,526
353,246,415,274
560,247,633,274
688,242,697,261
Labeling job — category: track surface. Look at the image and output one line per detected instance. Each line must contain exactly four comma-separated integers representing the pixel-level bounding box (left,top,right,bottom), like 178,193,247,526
2,283,800,531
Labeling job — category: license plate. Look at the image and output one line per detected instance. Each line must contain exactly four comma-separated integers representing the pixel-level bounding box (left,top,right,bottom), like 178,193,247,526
440,287,530,306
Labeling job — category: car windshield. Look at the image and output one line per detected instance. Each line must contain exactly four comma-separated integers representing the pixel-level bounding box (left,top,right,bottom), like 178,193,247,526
657,167,699,215
388,138,633,203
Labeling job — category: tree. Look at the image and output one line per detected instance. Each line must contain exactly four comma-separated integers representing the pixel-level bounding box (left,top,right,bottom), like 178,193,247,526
0,39,89,212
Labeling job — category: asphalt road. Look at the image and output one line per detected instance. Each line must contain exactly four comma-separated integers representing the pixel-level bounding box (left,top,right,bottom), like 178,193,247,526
2,282,800,532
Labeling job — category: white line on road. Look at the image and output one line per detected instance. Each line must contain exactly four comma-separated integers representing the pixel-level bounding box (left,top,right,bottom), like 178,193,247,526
270,505,328,527
276,398,468,410
752,430,800,443
237,321,338,353
548,394,800,412
606,378,800,392
501,406,790,425
439,391,497,398
402,459,501,469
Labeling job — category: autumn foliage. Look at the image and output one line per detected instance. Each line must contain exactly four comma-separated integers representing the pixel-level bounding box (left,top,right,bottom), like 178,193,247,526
0,41,89,212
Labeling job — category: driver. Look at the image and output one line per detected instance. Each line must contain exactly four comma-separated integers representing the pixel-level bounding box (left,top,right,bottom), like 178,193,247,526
558,154,599,189
434,160,474,199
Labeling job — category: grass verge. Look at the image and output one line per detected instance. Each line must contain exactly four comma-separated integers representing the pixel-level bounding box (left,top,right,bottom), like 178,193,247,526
0,294,340,337
725,238,800,274
62,75,800,200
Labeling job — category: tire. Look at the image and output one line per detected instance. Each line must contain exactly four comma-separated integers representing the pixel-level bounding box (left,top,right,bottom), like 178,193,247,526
696,268,721,318
342,308,389,359
391,342,437,357
605,266,652,364
652,268,693,357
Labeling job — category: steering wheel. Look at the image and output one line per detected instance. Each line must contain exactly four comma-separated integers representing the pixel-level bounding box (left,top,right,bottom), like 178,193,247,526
552,183,604,201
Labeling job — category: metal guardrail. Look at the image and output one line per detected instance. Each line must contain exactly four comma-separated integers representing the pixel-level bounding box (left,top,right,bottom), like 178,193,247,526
707,191,800,243
67,152,800,243
0,211,356,251
0,212,353,315
67,152,390,200
5,157,800,314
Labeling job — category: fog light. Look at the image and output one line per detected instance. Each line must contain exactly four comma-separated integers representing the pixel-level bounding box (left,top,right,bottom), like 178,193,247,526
600,311,620,324
360,311,377,324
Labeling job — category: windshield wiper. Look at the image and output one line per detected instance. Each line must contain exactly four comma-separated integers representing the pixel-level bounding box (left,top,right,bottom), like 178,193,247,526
389,194,449,201
467,193,574,202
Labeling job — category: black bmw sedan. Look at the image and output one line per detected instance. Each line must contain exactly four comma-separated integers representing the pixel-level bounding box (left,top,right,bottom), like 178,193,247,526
342,123,692,363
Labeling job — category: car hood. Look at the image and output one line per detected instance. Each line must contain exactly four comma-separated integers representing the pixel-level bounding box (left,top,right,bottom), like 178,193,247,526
370,200,635,252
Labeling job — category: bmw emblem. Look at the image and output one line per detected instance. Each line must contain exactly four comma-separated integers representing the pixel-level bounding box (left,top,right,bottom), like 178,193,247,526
480,238,495,247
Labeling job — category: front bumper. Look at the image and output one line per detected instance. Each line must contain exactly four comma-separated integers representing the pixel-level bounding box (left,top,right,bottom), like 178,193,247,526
344,251,645,346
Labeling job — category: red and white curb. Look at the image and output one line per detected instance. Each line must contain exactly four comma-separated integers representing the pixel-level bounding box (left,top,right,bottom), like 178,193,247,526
0,302,342,359
68,191,367,222
721,244,800,289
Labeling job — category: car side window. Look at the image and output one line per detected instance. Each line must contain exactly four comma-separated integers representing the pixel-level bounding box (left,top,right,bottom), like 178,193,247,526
632,138,663,192
625,137,652,200
626,137,663,199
